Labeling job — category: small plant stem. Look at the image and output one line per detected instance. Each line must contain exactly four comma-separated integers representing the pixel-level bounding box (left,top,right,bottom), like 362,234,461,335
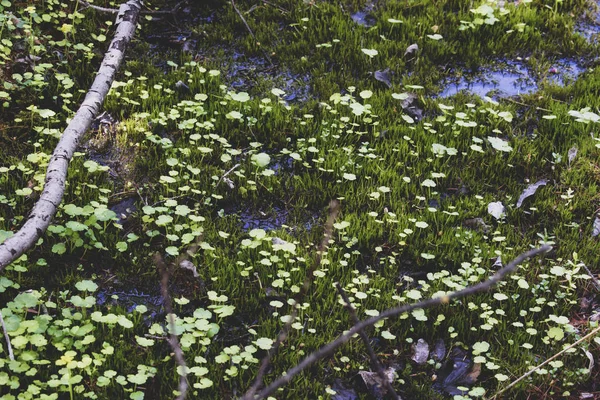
487,324,600,399
0,309,14,361
335,283,402,400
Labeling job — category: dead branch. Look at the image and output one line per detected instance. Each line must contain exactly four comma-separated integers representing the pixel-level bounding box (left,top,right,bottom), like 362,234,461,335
0,0,142,271
336,283,402,400
488,324,600,399
79,0,187,15
248,245,552,400
241,200,340,400
154,252,189,400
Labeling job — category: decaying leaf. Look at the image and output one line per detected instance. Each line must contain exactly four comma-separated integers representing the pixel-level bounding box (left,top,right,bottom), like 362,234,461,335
432,339,446,362
583,349,594,372
358,367,396,399
175,80,190,92
516,179,548,208
492,255,503,268
487,201,505,220
374,68,392,88
568,146,578,166
592,215,600,238
411,338,429,364
433,348,476,396
331,380,358,400
461,362,481,384
179,260,199,277
404,43,418,57
400,92,423,121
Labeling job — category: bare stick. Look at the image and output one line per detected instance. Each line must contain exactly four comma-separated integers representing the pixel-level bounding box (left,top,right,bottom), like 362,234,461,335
581,263,600,292
79,0,119,14
335,283,402,400
231,0,257,42
79,0,188,15
216,163,241,188
241,200,340,400
488,324,600,399
230,0,273,65
0,310,14,361
250,245,551,400
154,252,189,400
0,0,142,270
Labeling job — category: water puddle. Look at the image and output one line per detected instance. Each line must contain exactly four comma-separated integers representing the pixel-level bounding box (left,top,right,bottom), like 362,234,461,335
546,59,584,84
575,1,600,42
351,1,376,27
440,63,536,98
226,51,311,102
439,59,584,98
233,204,320,233
239,206,289,230
97,288,163,319
110,197,137,226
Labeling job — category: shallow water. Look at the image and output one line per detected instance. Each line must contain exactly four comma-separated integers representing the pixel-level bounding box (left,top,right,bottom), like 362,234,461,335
439,59,584,98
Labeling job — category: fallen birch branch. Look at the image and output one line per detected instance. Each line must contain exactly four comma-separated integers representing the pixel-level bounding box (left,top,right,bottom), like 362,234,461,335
247,245,552,400
0,0,143,271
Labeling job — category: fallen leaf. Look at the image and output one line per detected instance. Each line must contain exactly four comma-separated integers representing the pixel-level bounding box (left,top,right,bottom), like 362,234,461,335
331,379,358,400
432,339,446,361
487,201,505,220
433,348,474,396
411,338,429,364
568,146,578,166
374,69,392,88
358,367,396,399
400,92,423,121
404,43,418,57
461,362,481,384
179,260,199,277
592,215,600,238
583,349,594,372
492,255,503,268
516,179,548,208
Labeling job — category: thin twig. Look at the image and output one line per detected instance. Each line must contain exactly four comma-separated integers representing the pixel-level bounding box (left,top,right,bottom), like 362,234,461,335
216,163,241,188
79,0,187,15
79,0,119,13
487,324,600,399
231,0,257,42
581,263,600,292
231,0,274,66
154,253,189,400
262,0,289,13
250,245,552,400
241,200,340,400
335,283,402,400
0,309,14,361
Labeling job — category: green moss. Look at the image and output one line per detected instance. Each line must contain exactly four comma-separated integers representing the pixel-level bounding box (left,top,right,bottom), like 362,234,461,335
1,0,600,398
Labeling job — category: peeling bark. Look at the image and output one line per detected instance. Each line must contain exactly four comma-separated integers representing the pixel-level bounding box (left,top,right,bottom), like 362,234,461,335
0,0,143,271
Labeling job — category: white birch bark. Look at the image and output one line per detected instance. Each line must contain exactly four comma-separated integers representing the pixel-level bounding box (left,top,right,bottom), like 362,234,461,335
0,0,143,270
